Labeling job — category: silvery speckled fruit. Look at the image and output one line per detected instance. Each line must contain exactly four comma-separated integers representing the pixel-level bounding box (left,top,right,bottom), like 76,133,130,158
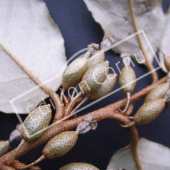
145,83,169,102
134,98,165,125
62,58,87,90
119,66,136,93
19,131,78,170
80,61,109,95
43,131,78,159
87,50,105,68
20,105,52,142
88,74,117,101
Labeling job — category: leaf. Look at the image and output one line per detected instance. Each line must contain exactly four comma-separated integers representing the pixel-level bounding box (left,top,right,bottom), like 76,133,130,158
0,0,67,113
159,9,170,73
83,0,166,63
107,138,170,170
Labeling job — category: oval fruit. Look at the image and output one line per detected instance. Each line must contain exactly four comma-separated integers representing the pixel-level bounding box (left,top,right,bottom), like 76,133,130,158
145,83,169,102
119,66,136,93
80,61,109,95
87,50,105,68
43,131,78,159
20,105,52,142
62,58,87,90
60,162,99,170
134,98,165,125
88,74,117,101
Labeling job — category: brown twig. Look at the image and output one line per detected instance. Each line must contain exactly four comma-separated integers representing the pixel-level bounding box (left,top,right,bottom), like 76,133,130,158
50,91,65,121
0,76,167,168
64,97,84,116
130,125,142,170
119,104,142,169
128,0,158,83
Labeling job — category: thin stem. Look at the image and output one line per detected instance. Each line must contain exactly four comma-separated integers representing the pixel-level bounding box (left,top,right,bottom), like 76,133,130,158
122,92,131,113
0,42,51,95
71,97,88,114
60,88,64,102
120,121,135,128
8,139,25,165
65,92,82,115
19,155,45,170
127,116,134,120
64,97,84,117
71,86,78,99
10,160,41,170
63,95,68,104
125,104,134,116
128,0,158,83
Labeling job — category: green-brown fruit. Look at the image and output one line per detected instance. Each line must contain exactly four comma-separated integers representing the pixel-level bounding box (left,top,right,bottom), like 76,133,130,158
60,162,99,170
62,58,88,89
164,56,170,72
119,66,136,93
80,61,109,95
134,98,165,125
87,50,105,68
88,74,117,101
145,83,169,102
43,131,78,159
0,140,10,156
20,105,52,142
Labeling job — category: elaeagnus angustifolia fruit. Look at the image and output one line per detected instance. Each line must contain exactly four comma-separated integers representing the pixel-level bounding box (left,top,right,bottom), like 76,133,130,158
87,50,105,68
62,58,88,90
119,66,136,94
19,131,78,170
60,163,99,170
43,131,78,159
20,105,52,142
10,105,52,164
80,61,109,95
88,74,117,101
119,54,136,113
134,98,165,125
144,83,169,102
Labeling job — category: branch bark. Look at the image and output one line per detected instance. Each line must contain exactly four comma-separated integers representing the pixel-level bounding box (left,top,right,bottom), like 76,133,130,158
128,0,158,83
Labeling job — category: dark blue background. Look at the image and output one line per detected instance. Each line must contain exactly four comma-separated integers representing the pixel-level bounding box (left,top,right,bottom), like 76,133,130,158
0,0,170,169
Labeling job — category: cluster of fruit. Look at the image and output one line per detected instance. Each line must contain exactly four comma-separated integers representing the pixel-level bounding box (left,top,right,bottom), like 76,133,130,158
1,38,170,170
